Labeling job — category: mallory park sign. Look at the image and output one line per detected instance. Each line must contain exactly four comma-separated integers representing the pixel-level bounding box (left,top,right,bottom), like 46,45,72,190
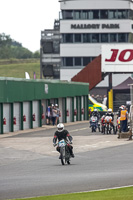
71,23,120,29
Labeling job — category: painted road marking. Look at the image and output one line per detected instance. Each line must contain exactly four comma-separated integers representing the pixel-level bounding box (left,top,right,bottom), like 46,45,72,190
71,127,88,132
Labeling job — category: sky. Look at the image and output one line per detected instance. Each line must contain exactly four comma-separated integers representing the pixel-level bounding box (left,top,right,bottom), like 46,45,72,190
0,0,60,52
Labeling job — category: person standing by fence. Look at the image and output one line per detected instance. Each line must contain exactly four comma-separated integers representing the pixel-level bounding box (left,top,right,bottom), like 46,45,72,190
120,106,128,132
52,104,57,126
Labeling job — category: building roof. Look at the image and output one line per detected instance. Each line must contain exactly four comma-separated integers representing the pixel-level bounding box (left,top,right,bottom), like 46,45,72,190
113,76,133,90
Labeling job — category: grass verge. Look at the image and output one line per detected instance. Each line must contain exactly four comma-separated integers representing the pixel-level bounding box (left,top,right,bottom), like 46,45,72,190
13,186,133,200
0,62,40,79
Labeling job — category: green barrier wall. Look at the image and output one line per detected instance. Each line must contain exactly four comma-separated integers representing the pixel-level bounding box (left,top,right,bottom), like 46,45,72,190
0,78,89,103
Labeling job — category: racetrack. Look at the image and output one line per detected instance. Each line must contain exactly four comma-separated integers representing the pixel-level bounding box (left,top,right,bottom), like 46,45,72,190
0,122,133,200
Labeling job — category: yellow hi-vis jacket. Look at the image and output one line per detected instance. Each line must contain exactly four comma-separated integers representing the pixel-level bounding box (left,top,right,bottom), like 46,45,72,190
120,110,127,121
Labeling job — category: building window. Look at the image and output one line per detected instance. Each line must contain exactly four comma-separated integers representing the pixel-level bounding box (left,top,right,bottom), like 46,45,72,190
92,34,99,43
118,10,127,19
62,33,129,44
83,34,90,43
118,33,127,42
74,10,81,19
101,34,109,43
82,10,89,19
43,42,53,53
100,10,108,19
89,10,99,19
129,10,133,20
110,33,117,42
66,57,73,66
74,57,82,66
75,34,81,43
108,10,117,19
83,57,91,66
65,34,73,43
91,57,96,62
63,10,73,19
61,9,130,20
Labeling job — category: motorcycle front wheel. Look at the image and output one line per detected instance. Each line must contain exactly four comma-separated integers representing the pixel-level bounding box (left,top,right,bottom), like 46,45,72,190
106,125,109,134
60,147,65,165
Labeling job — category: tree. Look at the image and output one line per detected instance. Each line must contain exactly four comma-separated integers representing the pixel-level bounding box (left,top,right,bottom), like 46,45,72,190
33,51,40,58
0,32,37,59
0,33,12,47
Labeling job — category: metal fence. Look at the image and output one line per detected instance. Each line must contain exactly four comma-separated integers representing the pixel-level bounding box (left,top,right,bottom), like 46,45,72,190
113,93,131,112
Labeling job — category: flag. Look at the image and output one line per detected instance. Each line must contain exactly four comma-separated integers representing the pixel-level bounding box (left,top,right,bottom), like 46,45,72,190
34,72,36,79
25,72,30,79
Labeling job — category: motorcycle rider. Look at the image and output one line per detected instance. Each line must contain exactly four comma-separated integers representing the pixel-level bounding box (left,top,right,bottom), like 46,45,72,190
53,123,74,158
105,108,115,134
90,108,100,129
91,109,100,120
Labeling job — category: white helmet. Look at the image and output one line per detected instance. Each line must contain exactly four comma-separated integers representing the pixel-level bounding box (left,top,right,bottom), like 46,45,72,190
57,123,64,132
108,108,112,113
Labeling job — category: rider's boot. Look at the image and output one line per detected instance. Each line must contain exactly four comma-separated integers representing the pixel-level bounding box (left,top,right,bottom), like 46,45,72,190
69,148,75,158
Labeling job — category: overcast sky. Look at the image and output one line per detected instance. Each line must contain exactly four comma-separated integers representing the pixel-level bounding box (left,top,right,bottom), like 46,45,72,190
0,0,60,52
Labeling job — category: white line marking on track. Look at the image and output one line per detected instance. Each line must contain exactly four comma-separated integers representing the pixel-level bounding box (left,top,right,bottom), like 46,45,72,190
71,127,88,132
78,185,133,194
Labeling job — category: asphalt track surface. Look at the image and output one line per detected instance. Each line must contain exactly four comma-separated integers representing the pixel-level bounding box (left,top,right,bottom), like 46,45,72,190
0,122,133,200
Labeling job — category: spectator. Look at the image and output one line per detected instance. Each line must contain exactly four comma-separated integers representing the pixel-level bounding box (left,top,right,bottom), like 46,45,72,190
120,105,128,132
91,94,95,98
46,105,51,125
52,104,57,126
55,104,60,125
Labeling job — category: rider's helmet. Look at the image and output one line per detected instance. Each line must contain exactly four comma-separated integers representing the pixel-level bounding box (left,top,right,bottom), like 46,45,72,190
57,123,64,132
108,108,112,113
93,109,98,115
107,108,112,116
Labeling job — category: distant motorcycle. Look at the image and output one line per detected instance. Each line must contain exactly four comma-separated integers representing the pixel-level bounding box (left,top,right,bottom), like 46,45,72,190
56,139,71,165
116,117,121,134
90,116,100,132
104,116,113,134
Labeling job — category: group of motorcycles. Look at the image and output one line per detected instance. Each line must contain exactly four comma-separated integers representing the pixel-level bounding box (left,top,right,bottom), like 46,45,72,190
90,114,116,134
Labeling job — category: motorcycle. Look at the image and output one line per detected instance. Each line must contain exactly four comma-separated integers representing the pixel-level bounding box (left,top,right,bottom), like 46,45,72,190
101,115,106,134
57,139,71,165
104,116,113,134
90,116,100,132
116,117,121,134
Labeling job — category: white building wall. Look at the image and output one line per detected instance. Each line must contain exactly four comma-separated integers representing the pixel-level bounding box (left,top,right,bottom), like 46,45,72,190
60,44,101,57
61,0,132,10
60,69,81,81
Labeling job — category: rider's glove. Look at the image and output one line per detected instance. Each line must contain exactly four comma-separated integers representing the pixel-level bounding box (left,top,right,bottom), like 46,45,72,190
53,143,56,147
